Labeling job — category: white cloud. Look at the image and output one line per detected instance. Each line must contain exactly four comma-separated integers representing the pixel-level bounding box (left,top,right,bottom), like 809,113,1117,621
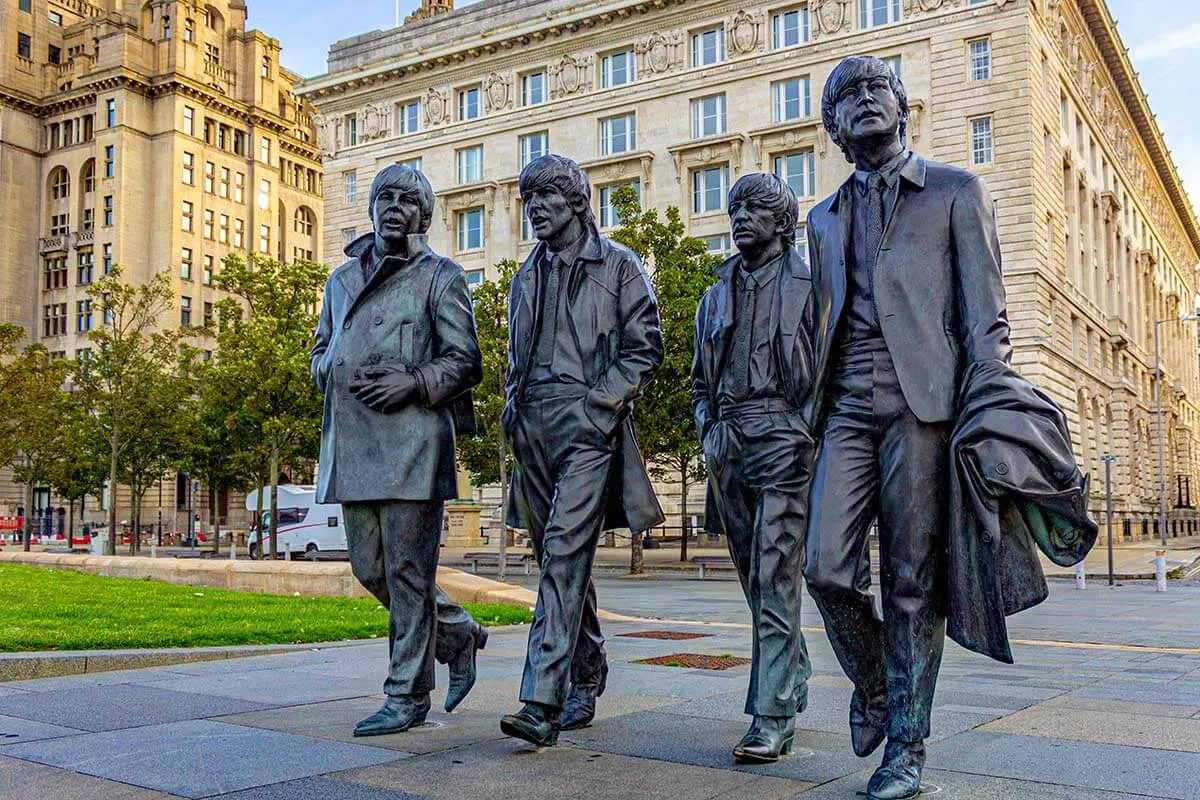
1130,22,1200,62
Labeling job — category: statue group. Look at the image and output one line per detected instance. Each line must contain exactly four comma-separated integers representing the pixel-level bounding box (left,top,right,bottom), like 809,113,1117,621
310,56,1095,800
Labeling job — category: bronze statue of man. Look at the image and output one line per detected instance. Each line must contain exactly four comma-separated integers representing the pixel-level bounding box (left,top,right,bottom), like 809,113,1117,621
500,154,664,747
311,164,488,737
691,173,815,763
804,56,1011,798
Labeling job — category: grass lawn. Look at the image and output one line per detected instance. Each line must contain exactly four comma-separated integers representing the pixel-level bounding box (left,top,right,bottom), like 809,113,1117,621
0,564,532,652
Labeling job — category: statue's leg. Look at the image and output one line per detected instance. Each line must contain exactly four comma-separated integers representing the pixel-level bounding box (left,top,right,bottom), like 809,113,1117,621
378,500,442,699
344,503,394,660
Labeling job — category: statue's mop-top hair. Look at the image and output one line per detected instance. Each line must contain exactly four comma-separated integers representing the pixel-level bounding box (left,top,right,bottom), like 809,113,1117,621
518,154,596,226
821,55,910,163
728,173,801,245
368,164,435,233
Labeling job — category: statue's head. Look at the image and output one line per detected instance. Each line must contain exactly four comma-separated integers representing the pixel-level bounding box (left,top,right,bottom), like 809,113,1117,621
368,164,434,253
518,154,594,245
727,173,800,254
821,55,909,164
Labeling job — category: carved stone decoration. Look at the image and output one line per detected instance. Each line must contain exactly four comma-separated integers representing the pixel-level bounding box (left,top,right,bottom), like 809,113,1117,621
550,53,593,99
637,30,682,75
904,0,947,14
424,87,449,126
728,9,763,55
483,72,512,113
360,103,389,141
312,113,338,156
811,0,850,37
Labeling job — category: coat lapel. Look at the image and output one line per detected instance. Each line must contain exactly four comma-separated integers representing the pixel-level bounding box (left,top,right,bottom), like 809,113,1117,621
776,247,808,373
513,245,542,375
821,179,853,372
708,256,738,390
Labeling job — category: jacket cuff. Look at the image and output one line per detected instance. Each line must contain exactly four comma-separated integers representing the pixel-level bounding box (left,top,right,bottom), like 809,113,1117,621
409,365,431,406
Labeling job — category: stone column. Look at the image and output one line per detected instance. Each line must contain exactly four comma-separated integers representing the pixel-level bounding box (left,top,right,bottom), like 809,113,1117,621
444,462,485,548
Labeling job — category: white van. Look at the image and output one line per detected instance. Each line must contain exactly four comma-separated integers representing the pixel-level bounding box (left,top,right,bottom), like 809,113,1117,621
244,484,347,559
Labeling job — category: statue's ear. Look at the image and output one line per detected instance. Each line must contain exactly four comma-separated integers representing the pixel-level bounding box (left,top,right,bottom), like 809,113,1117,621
569,192,589,217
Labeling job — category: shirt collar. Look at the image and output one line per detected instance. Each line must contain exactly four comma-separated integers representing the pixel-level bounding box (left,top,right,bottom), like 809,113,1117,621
544,229,588,268
740,251,783,289
854,148,911,194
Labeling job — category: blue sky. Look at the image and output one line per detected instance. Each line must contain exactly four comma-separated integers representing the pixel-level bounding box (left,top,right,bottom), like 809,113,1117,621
250,0,1194,209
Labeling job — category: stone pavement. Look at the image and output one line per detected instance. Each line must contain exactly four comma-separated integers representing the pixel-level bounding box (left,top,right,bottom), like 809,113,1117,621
2,581,1199,799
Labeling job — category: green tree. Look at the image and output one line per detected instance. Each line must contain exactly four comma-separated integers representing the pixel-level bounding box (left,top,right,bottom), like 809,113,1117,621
209,253,326,559
75,267,189,555
610,185,720,570
44,413,107,544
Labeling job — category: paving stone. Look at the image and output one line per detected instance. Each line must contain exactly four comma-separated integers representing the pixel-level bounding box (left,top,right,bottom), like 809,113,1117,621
0,754,184,799
334,736,813,800
0,713,85,744
214,776,424,799
0,686,31,698
0,719,405,799
0,684,274,732
928,730,1200,798
785,766,1173,799
136,668,377,706
981,703,1200,751
561,709,866,784
1071,681,1200,706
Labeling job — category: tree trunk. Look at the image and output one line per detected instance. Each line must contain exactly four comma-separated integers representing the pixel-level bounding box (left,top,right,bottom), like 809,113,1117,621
68,498,75,541
498,421,508,581
630,529,644,575
22,479,32,553
209,484,220,555
253,471,265,559
107,434,118,556
269,437,280,559
129,486,140,556
679,462,690,563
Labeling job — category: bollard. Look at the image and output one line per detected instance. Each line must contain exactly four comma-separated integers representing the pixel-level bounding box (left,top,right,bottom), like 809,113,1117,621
150,545,157,559
229,543,236,561
1154,549,1167,592
284,542,291,562
1074,562,1086,590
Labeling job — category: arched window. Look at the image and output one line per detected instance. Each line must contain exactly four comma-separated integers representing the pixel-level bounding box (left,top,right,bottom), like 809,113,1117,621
81,159,96,193
293,206,313,236
50,167,70,200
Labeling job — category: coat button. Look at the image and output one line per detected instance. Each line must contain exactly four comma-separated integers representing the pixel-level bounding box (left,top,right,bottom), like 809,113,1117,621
995,462,1010,476
343,320,352,330
334,357,344,366
982,531,993,544
373,315,383,325
367,353,381,365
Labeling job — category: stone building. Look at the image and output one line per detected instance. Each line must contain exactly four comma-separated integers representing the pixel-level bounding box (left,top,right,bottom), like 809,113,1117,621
0,0,322,533
300,0,1200,539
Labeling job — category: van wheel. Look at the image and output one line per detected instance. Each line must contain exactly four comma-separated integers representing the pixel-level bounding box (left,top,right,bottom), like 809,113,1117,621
305,543,319,560
248,542,258,559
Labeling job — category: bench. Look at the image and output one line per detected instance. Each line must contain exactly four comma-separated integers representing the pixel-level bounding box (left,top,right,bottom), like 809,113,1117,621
691,555,735,579
462,551,537,575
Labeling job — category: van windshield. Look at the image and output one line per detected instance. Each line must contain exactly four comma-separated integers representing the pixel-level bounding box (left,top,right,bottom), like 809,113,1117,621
259,508,305,527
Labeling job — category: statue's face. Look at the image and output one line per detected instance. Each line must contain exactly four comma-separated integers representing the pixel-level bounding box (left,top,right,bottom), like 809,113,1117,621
728,197,784,255
833,72,901,149
372,184,423,248
523,184,580,243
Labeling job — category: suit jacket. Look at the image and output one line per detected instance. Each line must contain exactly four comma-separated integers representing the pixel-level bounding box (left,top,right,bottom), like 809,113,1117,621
806,153,1012,426
503,225,666,534
311,233,482,504
947,359,1097,663
691,244,816,535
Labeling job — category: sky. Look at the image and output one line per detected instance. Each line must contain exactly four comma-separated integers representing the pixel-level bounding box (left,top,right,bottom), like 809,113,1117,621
247,0,1194,208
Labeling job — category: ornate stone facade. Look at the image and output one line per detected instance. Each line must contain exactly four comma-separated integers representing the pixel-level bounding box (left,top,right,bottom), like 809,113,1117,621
301,0,1200,536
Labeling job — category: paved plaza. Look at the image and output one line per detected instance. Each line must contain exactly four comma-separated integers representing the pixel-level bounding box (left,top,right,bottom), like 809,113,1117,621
1,577,1199,799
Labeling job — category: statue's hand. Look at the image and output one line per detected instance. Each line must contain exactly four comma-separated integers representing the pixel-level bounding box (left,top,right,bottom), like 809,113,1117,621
350,365,417,413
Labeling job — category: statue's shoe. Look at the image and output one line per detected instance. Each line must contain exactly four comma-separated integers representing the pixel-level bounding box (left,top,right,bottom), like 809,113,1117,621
866,740,926,800
445,623,488,712
500,703,560,747
353,695,430,737
560,659,608,730
732,715,795,764
850,685,888,758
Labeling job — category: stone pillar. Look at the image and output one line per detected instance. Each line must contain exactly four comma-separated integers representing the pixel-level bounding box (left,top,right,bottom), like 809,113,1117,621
444,462,485,548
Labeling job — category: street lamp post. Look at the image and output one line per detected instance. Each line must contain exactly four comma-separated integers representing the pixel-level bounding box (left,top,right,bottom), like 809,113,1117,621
1100,455,1116,587
1152,315,1197,549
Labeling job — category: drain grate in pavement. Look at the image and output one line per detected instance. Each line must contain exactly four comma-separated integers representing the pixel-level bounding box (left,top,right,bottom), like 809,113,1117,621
617,630,714,641
633,653,752,670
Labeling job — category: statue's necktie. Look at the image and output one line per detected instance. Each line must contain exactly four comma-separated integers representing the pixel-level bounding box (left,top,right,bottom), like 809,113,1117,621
536,257,561,368
729,273,758,399
866,173,885,273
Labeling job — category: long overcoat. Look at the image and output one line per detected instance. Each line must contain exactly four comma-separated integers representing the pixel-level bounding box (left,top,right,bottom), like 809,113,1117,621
311,234,481,504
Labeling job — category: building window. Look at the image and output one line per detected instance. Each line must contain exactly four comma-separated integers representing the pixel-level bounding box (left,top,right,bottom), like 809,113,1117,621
397,100,420,134
204,43,220,64
43,303,68,337
600,113,636,156
345,113,357,146
260,55,271,78
44,256,68,289
259,136,270,164
76,300,93,333
105,99,116,127
102,243,112,274
519,131,549,168
218,166,229,198
19,0,30,12
970,116,994,165
884,55,902,80
466,270,484,293
49,213,69,236
704,234,731,256
860,0,900,28
202,255,213,285
258,225,270,254
343,228,357,247
203,209,214,239
218,214,229,244
456,208,484,251
691,27,725,67
294,208,313,236
74,251,93,285
795,221,808,251
183,106,194,136
234,171,244,203
82,161,95,193
81,208,94,232
182,152,194,185
48,44,61,64
257,178,270,210
51,169,70,199
520,203,533,242
49,9,63,25
692,165,730,214
456,145,484,184
18,33,31,60
772,6,810,48
233,217,243,247
183,18,194,42
601,49,635,88
180,296,192,327
344,171,357,203
458,86,481,121
102,195,113,226
398,157,422,171
968,38,991,81
103,145,114,178
202,161,215,193
203,301,213,326
598,181,640,228
181,247,192,280
691,94,727,138
773,149,817,198
772,77,812,122
521,72,546,106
